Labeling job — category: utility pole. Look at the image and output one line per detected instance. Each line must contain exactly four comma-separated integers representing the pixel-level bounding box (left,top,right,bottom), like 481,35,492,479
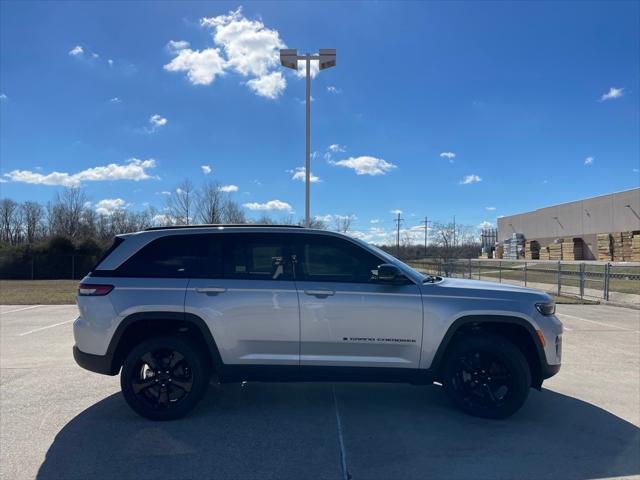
421,216,431,257
453,215,456,247
280,49,336,227
394,212,404,257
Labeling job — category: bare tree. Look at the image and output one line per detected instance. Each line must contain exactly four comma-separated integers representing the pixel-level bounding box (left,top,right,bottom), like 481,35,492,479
333,214,354,233
195,180,224,224
166,179,195,225
48,187,87,238
0,198,22,245
21,201,45,244
224,200,246,224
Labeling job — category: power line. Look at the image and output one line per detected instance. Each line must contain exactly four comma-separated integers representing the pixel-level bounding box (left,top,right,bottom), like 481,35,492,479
420,216,431,256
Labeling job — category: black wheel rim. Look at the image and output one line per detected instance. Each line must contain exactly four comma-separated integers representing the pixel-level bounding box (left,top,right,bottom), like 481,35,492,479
450,350,514,411
130,348,194,409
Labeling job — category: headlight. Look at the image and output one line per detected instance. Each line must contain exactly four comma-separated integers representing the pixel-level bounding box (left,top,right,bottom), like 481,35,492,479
535,302,556,316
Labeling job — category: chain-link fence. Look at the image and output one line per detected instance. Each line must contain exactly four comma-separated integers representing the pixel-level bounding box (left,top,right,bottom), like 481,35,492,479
409,258,640,306
0,254,99,280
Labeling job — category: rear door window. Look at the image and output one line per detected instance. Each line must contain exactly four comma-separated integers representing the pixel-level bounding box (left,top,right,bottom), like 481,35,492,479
222,233,292,281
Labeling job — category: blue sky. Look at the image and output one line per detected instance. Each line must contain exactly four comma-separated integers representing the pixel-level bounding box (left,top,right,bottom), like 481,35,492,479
1,1,638,243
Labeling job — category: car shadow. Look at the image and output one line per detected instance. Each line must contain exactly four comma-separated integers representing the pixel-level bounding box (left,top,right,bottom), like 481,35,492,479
36,383,639,480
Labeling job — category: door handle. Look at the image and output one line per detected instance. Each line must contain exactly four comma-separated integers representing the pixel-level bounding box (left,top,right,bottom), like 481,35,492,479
196,286,227,295
304,289,335,298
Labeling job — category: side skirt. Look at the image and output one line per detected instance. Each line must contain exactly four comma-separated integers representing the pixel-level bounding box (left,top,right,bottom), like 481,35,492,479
217,365,434,385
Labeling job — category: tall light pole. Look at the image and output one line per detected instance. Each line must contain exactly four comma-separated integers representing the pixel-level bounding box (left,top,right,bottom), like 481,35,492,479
280,48,336,227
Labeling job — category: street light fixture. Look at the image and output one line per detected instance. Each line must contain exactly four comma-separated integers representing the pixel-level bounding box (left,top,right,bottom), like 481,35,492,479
280,48,336,227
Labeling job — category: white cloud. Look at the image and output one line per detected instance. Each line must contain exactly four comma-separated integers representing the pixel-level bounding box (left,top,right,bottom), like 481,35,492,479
159,191,172,195
0,93,7,101
584,156,594,165
146,114,168,133
460,174,482,185
167,40,191,52
440,152,456,160
95,198,126,216
289,167,320,183
326,86,341,94
109,97,121,103
478,220,494,229
166,7,299,99
164,47,227,85
600,87,624,101
219,184,239,192
633,168,639,173
246,71,286,99
3,158,157,187
390,209,403,215
485,206,496,211
328,144,346,153
69,45,84,56
91,52,99,59
243,199,292,211
201,165,212,174
329,156,397,176
108,59,114,67
370,218,380,224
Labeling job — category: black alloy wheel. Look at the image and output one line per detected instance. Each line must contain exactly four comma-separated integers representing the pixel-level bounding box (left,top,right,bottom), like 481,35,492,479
121,336,209,420
442,334,531,419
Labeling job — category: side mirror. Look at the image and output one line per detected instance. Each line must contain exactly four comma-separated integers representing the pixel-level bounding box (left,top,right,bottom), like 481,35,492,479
377,263,403,283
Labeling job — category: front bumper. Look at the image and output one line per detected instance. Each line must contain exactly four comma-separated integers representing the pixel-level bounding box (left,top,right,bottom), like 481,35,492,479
73,346,117,375
541,362,561,379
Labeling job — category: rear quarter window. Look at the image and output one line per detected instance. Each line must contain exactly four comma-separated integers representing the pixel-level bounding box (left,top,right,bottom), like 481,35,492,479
112,234,222,278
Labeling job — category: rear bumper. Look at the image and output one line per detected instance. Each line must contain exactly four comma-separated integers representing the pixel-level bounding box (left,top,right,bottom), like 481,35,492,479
73,346,117,376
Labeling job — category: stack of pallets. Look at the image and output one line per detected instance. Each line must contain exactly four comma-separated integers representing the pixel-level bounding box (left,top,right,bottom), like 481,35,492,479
539,246,550,260
632,234,640,262
562,238,584,260
548,240,563,261
612,232,633,261
597,233,612,261
524,240,540,260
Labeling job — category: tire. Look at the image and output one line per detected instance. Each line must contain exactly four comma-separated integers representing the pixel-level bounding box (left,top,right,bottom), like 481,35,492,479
120,335,209,421
442,333,531,419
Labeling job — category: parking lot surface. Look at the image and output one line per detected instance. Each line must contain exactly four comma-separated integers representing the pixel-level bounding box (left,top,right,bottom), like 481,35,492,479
1,303,639,480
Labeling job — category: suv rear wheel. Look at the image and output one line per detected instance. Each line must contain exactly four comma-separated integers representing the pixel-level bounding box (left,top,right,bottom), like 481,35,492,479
442,334,531,419
120,336,209,420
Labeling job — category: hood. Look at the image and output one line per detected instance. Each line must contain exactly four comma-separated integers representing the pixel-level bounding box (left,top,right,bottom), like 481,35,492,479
425,277,552,302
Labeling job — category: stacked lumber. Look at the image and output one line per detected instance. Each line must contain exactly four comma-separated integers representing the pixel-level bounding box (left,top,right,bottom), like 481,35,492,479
632,234,640,262
548,240,563,261
597,233,612,261
562,238,584,261
612,232,633,261
524,240,540,260
539,246,550,260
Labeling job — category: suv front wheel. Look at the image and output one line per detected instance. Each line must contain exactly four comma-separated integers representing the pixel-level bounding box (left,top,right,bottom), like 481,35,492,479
120,336,209,420
442,334,531,419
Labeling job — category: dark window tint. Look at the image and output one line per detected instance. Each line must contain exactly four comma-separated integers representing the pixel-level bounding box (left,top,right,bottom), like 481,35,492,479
116,234,222,278
296,235,382,283
223,234,291,281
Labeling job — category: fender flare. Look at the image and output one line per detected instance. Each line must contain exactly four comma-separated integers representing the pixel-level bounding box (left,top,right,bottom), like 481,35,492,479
106,311,223,374
429,314,546,379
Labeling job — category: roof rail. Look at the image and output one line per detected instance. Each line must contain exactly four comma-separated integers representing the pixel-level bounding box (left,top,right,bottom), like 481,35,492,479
144,224,305,231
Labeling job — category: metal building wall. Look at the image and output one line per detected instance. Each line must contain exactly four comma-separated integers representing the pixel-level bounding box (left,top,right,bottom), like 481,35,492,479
497,188,640,258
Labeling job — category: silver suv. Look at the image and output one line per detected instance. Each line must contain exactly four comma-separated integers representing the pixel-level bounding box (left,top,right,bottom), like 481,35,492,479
73,225,562,420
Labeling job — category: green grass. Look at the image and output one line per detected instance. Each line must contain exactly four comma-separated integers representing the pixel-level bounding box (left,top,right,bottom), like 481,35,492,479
0,280,78,304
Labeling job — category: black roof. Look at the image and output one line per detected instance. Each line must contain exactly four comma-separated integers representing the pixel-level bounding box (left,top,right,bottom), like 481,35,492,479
144,224,304,232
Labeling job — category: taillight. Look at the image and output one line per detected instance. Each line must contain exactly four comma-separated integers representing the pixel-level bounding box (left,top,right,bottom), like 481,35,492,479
78,284,114,296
